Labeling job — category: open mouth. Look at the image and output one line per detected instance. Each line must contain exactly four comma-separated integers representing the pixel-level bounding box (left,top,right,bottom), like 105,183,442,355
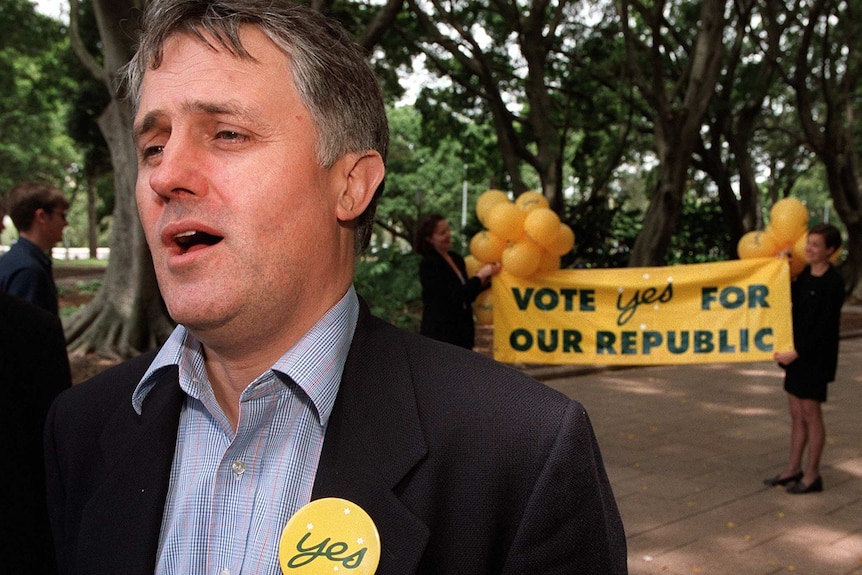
173,230,224,254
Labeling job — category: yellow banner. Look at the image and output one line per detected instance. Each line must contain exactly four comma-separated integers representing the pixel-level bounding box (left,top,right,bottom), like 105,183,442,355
492,258,793,365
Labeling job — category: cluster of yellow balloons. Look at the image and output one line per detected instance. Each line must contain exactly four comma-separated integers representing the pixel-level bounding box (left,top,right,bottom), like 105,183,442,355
467,190,575,278
737,197,814,277
467,189,576,325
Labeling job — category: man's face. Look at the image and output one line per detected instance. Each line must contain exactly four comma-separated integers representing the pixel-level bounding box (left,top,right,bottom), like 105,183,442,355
46,204,68,246
134,27,358,352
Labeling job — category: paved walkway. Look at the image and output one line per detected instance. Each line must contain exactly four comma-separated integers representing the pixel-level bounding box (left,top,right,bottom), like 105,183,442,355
526,318,862,574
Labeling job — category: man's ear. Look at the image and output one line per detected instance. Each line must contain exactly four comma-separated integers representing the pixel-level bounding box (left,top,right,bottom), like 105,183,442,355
335,151,385,222
34,208,51,226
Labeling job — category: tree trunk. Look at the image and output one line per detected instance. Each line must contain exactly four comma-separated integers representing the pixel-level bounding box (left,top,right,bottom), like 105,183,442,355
629,123,690,265
622,0,727,266
87,172,98,259
65,0,174,358
64,99,174,357
696,140,746,256
824,158,862,299
786,0,862,299
843,222,862,300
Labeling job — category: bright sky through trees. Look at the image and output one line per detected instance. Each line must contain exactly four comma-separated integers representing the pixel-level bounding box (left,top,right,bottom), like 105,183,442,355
34,0,67,21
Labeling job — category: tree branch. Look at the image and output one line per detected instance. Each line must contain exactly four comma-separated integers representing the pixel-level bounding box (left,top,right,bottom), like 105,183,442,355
68,0,108,84
357,0,405,51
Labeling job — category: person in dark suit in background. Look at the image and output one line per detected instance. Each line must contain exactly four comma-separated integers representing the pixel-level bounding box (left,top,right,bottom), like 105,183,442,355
416,213,500,349
0,181,69,315
0,290,71,575
44,2,626,574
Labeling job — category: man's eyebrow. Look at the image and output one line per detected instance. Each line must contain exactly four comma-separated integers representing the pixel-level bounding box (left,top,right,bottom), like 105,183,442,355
133,111,163,142
183,99,259,122
133,100,262,141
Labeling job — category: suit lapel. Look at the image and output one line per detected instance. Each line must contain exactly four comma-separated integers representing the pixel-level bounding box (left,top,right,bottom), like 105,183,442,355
76,367,183,575
74,308,430,573
312,307,430,574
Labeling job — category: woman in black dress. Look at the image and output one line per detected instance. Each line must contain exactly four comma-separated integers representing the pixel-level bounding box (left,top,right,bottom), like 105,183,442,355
764,224,844,494
416,214,500,349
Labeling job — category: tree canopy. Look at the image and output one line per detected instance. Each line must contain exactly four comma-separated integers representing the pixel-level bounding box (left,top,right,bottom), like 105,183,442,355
6,0,860,356
0,0,78,195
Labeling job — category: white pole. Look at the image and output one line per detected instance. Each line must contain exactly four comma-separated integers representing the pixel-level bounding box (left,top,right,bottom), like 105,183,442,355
461,166,468,249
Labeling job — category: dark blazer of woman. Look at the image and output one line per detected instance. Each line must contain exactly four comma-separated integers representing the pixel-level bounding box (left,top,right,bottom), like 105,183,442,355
419,249,486,348
785,264,844,390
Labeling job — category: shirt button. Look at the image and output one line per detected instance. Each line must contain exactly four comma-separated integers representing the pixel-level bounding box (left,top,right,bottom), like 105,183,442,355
231,460,246,477
219,569,231,575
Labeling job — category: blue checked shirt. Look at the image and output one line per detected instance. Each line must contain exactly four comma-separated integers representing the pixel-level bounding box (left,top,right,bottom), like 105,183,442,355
132,287,359,575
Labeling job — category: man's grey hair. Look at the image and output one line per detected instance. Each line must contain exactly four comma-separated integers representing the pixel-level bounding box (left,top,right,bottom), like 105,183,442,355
123,0,388,252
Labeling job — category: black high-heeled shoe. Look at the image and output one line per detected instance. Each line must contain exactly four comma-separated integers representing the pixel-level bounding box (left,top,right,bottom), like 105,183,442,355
786,476,823,494
762,471,803,487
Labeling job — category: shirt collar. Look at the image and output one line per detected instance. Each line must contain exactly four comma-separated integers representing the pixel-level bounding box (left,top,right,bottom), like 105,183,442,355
132,285,359,427
17,236,52,265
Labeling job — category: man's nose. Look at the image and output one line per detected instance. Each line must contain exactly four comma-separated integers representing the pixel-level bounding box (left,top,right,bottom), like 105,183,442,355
148,138,207,201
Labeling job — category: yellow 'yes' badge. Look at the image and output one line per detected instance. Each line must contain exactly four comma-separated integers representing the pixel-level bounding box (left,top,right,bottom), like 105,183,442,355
278,497,380,574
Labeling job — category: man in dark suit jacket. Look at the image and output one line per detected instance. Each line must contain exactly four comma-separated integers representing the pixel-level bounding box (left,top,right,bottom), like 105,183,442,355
45,1,626,573
47,305,625,574
1,292,71,574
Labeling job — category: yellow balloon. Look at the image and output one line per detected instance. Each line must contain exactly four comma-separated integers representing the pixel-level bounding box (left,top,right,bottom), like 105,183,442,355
464,254,482,277
536,249,560,273
763,225,793,252
546,223,576,256
769,198,809,246
486,202,526,241
473,290,493,325
523,208,561,249
502,238,542,278
737,230,778,258
515,190,549,212
476,190,510,226
788,232,808,277
469,230,506,263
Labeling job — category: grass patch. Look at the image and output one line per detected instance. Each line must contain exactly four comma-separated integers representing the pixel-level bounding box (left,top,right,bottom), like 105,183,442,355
57,279,102,297
60,305,83,319
53,258,109,268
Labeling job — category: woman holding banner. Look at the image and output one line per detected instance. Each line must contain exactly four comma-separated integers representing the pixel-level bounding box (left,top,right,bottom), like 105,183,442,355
765,223,844,494
416,214,500,349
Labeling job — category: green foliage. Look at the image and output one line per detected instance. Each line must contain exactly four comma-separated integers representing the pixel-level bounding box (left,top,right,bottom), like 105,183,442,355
565,189,731,268
53,258,108,268
414,89,508,191
60,278,102,296
62,172,114,247
666,193,730,264
316,0,420,103
378,105,491,252
567,197,641,268
8,0,857,294
0,0,79,195
57,279,102,319
354,244,423,330
789,165,832,226
64,0,114,245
